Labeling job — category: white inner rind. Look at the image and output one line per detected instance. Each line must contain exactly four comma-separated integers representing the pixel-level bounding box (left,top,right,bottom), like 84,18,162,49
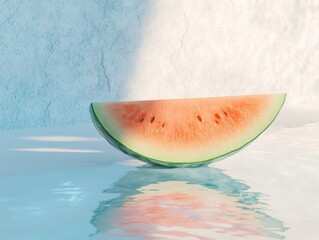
93,94,286,164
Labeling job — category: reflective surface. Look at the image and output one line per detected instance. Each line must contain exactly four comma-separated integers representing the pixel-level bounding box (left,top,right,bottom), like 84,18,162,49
1,111,319,239
0,163,286,240
91,167,286,239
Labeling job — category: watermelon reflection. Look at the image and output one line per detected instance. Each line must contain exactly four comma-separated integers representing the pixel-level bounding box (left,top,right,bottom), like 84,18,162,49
91,167,286,239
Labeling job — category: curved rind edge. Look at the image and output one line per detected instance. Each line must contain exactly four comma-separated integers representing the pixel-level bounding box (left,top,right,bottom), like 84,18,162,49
89,94,286,168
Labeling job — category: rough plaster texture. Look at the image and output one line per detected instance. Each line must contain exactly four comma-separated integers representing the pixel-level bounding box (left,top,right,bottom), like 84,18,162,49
0,0,150,129
1,0,319,129
127,0,319,104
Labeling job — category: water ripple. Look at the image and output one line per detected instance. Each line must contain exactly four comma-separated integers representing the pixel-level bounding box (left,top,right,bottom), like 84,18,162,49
90,166,287,239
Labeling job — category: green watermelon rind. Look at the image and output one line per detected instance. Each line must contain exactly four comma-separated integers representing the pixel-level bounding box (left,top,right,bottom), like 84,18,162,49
89,94,286,168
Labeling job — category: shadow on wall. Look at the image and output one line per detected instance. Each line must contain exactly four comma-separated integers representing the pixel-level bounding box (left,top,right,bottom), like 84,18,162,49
0,0,151,130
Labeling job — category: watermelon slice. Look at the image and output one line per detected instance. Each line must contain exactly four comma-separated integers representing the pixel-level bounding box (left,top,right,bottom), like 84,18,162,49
90,93,286,167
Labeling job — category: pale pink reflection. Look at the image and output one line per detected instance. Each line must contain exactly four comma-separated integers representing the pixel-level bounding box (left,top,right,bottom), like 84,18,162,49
95,181,277,240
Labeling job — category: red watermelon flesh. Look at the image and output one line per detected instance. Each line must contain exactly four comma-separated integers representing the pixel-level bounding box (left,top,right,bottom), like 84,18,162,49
90,93,286,167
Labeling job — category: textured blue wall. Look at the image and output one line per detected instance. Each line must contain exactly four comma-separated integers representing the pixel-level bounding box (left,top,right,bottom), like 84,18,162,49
0,0,150,129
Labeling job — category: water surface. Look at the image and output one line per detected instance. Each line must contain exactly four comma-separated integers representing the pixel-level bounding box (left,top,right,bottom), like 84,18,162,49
91,166,286,239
